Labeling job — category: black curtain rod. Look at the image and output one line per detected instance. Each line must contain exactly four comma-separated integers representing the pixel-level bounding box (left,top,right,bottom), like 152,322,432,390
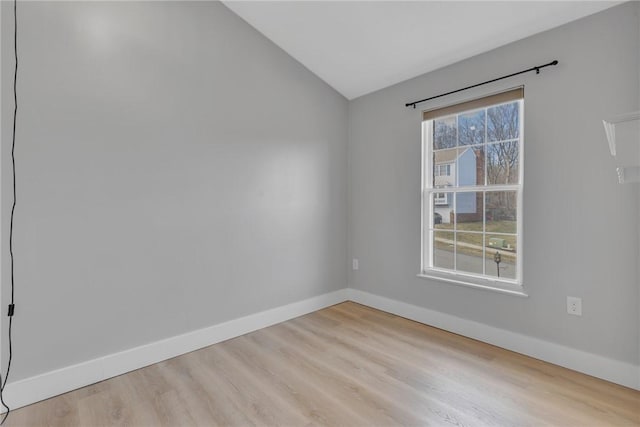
405,60,558,109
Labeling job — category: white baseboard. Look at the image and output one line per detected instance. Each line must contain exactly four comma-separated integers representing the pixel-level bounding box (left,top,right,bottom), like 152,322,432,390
3,289,349,412
346,288,640,391
4,286,637,413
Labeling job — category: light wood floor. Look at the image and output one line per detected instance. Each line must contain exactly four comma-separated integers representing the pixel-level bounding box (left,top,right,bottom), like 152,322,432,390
5,302,639,426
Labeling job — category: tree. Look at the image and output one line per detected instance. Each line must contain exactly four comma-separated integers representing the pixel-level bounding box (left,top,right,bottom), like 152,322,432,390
487,102,519,142
458,110,485,146
486,103,519,185
433,116,456,149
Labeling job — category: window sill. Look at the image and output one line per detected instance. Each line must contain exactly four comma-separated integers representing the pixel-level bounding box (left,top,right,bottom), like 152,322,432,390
417,272,528,298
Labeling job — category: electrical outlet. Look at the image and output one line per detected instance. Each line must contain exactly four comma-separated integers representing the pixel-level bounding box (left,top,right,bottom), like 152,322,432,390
352,258,359,271
567,296,582,316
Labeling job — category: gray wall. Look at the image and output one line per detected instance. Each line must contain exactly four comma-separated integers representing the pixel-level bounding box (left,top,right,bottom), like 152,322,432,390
1,1,348,380
348,2,639,365
1,0,637,384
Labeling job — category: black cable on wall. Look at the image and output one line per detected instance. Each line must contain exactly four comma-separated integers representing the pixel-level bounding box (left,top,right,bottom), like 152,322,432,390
1,0,19,423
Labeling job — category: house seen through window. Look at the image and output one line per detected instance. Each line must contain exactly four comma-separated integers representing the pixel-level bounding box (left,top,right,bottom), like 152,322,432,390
421,88,523,291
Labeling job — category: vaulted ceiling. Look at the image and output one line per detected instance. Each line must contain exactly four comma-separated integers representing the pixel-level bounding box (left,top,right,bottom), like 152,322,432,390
223,1,621,99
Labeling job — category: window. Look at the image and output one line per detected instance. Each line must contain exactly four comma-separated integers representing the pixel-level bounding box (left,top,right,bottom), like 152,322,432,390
421,88,524,294
435,164,451,176
434,192,448,205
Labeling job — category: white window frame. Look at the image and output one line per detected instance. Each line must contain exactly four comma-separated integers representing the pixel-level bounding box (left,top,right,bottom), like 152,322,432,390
419,97,526,297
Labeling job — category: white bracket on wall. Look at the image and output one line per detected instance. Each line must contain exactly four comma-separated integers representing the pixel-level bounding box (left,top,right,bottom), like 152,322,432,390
603,111,640,184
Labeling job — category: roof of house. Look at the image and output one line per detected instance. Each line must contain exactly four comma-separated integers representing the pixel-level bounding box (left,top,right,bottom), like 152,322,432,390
434,147,468,164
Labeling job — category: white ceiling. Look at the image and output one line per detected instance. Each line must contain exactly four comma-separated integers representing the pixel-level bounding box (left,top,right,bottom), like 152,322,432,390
223,1,621,99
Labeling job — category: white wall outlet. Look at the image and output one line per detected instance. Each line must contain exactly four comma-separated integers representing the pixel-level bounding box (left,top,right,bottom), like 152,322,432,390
567,296,582,316
352,258,359,271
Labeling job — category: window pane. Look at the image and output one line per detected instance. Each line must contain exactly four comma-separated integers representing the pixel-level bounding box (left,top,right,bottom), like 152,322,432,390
433,116,457,149
433,192,454,230
487,141,519,185
485,191,517,233
458,110,485,146
456,232,484,275
433,231,454,270
433,149,457,187
455,192,483,231
485,235,517,279
487,101,519,142
457,146,485,186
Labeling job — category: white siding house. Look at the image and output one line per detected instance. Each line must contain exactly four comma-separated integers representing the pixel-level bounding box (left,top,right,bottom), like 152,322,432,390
433,147,477,223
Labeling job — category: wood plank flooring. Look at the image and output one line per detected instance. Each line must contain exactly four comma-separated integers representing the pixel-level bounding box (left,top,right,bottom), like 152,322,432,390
5,302,640,426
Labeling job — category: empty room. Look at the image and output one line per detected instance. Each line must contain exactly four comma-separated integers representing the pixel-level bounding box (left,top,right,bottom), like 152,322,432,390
0,0,639,425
